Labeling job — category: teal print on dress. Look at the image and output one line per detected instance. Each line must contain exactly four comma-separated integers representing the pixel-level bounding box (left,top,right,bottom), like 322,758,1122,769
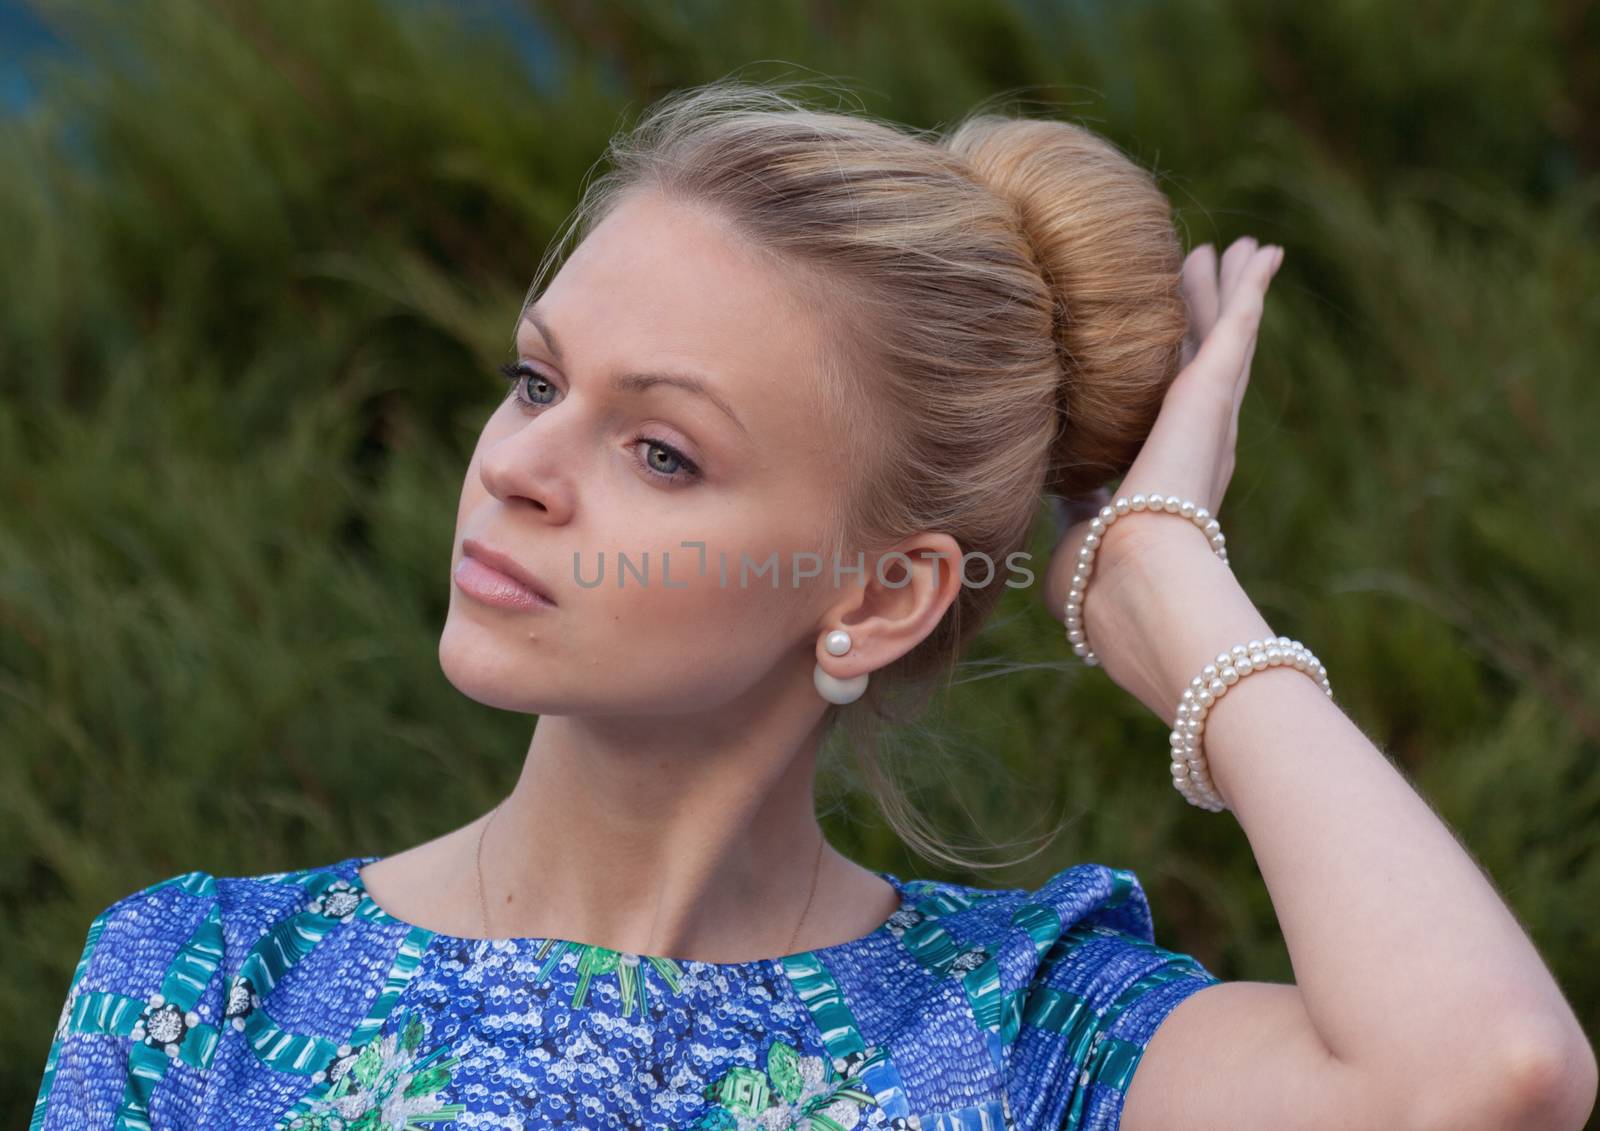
284,1011,466,1130
694,1038,884,1130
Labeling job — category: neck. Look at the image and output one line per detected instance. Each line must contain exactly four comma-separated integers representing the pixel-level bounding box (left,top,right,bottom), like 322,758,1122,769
481,699,836,962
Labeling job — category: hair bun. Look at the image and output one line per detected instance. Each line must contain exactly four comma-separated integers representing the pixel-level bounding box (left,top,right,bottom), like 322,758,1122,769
946,116,1190,502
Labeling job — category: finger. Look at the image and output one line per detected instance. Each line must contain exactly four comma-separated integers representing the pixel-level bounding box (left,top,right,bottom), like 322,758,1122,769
1185,247,1275,394
1218,236,1259,303
1224,252,1278,471
1221,246,1278,338
1182,243,1221,341
1228,330,1259,443
1234,246,1283,398
1233,306,1264,397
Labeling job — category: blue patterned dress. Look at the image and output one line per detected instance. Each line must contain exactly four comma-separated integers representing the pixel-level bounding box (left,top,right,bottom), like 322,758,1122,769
31,853,1216,1131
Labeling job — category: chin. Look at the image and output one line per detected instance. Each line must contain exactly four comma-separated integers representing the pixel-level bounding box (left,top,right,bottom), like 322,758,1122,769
436,619,560,714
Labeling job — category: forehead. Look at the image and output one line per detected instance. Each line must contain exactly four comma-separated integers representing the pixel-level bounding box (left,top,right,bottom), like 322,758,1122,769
527,191,838,449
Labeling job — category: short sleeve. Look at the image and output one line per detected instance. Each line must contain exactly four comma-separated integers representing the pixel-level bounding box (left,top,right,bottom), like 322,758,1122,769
1004,865,1218,1131
30,871,225,1131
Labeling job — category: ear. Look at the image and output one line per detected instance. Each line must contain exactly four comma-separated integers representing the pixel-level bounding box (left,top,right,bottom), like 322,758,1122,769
812,532,965,681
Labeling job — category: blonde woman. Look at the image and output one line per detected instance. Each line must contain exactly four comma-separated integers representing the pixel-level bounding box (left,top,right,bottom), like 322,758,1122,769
32,80,1595,1131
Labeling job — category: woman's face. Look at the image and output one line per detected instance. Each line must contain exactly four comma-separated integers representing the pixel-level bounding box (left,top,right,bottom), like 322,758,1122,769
441,190,851,715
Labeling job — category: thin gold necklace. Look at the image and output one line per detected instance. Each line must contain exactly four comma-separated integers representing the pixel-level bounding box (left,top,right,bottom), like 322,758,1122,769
474,799,827,958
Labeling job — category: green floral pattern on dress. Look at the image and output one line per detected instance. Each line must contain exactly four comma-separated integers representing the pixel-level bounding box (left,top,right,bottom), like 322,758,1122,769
284,1012,465,1130
532,938,686,1015
693,1038,885,1131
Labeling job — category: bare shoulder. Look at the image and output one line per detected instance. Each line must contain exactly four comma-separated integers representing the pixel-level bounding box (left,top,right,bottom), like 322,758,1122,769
1121,981,1377,1131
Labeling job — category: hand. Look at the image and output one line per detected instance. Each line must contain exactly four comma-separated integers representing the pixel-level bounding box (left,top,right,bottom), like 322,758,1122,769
1042,237,1285,635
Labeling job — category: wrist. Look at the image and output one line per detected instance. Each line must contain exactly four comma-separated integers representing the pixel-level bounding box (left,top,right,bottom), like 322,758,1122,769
1082,519,1275,722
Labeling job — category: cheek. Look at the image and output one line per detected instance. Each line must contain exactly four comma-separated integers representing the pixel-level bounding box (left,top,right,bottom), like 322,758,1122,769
578,566,807,706
580,515,819,642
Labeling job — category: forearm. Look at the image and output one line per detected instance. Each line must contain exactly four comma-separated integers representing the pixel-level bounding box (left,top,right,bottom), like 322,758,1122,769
1085,520,1596,1128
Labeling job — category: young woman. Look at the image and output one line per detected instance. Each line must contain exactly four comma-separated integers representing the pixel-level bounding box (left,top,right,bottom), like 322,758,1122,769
32,80,1595,1131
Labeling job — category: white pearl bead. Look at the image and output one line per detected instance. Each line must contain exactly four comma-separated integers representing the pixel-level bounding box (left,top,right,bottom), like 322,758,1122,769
1114,498,1130,515
1179,501,1196,518
824,630,852,656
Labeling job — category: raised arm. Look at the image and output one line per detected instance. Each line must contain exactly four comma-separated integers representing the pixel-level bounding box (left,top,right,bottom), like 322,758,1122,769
1092,519,1593,1131
1043,239,1596,1131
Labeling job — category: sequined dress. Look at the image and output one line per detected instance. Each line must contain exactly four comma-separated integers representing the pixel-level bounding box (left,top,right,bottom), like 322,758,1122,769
31,853,1216,1130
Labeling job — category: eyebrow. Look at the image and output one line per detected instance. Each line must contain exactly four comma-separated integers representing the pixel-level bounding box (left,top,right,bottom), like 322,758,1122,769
520,305,750,439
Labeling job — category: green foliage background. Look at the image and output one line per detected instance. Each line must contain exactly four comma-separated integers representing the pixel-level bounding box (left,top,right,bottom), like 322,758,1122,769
3,0,1596,1122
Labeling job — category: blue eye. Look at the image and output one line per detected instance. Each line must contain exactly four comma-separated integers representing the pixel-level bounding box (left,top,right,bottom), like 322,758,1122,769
642,442,691,478
497,361,558,406
493,361,703,485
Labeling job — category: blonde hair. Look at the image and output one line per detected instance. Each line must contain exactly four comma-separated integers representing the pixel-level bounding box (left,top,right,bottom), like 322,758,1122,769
520,78,1188,871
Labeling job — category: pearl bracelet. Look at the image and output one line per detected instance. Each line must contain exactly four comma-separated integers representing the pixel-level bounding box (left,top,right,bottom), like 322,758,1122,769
1056,492,1333,811
1062,493,1229,667
1171,637,1333,810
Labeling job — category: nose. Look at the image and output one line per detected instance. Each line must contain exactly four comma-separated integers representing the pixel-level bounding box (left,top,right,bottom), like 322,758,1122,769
477,410,578,524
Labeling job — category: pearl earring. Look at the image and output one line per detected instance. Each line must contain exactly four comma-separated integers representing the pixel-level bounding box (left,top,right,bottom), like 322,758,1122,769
814,629,869,705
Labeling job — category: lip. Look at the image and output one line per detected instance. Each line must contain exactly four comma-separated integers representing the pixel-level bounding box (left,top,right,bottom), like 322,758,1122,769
457,538,558,609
